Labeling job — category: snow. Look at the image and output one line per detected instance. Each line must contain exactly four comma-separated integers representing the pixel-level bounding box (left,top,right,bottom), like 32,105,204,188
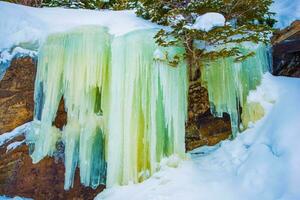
0,47,37,64
0,122,31,147
96,73,300,200
0,196,31,200
271,0,300,29
0,1,299,51
0,47,37,80
6,140,25,153
192,12,225,32
0,2,160,82
0,2,158,50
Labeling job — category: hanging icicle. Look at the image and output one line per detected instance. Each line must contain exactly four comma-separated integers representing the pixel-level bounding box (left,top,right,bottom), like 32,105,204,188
200,44,270,137
106,30,187,187
27,26,187,190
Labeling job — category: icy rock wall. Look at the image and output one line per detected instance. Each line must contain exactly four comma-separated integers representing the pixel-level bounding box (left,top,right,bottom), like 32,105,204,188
201,44,270,138
27,26,188,190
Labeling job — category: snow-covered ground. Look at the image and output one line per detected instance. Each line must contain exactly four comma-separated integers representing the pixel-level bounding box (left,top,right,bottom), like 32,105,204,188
96,74,300,200
0,1,158,50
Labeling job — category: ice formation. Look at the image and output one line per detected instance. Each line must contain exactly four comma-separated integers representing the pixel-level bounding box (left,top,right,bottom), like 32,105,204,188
26,25,269,189
201,44,270,137
27,26,187,190
106,31,187,186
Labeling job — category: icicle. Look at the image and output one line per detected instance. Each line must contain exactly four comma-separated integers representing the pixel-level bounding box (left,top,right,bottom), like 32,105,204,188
106,30,187,187
29,26,110,189
30,32,65,163
59,26,110,190
29,26,187,190
201,44,270,137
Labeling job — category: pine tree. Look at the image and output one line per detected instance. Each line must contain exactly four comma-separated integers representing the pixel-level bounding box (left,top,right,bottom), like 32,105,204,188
41,0,110,9
136,0,276,80
41,0,137,9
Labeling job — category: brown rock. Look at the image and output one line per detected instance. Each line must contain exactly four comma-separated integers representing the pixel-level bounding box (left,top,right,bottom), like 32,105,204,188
0,57,35,133
185,81,232,151
3,0,43,7
187,81,210,119
272,20,300,78
54,98,68,129
0,57,103,200
186,110,232,151
0,138,104,200
272,20,300,44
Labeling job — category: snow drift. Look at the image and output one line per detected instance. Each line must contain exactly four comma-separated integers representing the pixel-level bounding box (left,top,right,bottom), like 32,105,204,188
96,74,300,200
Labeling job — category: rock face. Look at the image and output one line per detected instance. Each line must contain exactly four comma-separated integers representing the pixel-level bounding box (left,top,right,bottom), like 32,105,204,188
0,141,104,200
0,57,104,200
0,57,35,133
185,81,231,151
272,20,300,78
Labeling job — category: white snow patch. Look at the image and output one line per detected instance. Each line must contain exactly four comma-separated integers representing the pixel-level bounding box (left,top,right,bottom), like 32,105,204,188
192,12,225,32
0,2,159,50
0,196,32,200
0,47,37,80
0,47,37,65
0,122,32,147
6,140,26,153
96,73,300,200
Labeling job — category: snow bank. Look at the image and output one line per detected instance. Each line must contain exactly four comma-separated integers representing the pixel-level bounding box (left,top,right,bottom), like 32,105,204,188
0,122,31,147
0,2,158,50
96,73,300,200
271,0,300,29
